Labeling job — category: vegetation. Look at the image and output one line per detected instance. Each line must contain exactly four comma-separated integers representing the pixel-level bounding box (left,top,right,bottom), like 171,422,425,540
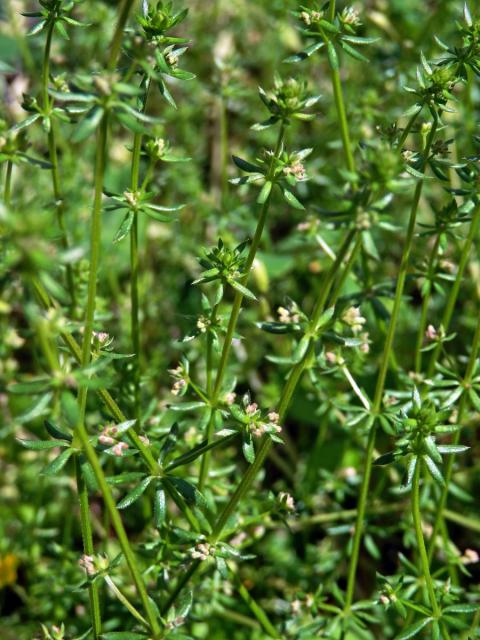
1,0,480,638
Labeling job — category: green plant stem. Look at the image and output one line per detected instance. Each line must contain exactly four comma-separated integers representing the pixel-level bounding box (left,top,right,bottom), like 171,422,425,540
76,114,108,423
206,304,219,395
328,0,336,23
42,20,54,109
129,77,151,425
107,0,135,71
426,203,480,379
42,20,76,309
162,228,357,615
211,228,356,542
414,233,441,373
104,574,148,628
235,575,279,639
329,63,355,174
198,123,285,490
427,305,480,562
31,276,160,473
3,160,12,207
130,133,142,425
220,95,229,208
397,109,421,150
130,209,140,419
328,232,362,307
75,420,162,638
411,459,441,619
36,319,102,638
75,456,103,638
212,124,285,400
344,116,438,611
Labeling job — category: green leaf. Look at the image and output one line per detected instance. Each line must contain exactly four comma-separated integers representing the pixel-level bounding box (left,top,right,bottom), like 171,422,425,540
256,321,298,334
242,432,255,464
72,107,103,143
113,211,134,243
228,278,257,301
117,476,153,509
41,448,74,476
284,41,324,63
167,476,205,508
17,438,68,450
154,486,166,528
340,41,369,63
10,114,42,133
373,451,396,465
174,588,193,619
395,618,432,640
100,634,148,640
315,306,335,330
232,155,263,174
282,188,304,210
423,455,445,487
327,41,339,71
27,19,46,36
8,379,50,394
443,603,479,614
423,436,442,463
436,444,469,454
257,180,272,204
44,419,72,442
166,434,238,471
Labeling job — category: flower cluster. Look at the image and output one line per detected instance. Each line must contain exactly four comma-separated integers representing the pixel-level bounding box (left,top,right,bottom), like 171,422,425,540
341,306,366,333
168,360,189,396
190,541,215,561
79,553,109,577
253,76,320,130
231,395,283,439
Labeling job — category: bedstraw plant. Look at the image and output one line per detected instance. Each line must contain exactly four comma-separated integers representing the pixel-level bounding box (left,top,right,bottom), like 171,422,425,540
1,1,480,639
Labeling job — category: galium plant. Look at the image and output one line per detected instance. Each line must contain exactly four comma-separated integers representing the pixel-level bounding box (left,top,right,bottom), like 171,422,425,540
2,1,480,639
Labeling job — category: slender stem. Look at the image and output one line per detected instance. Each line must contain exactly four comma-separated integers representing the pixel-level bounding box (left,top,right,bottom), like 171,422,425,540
75,421,162,638
397,109,421,150
414,233,441,373
329,63,355,174
212,124,285,402
129,78,151,425
211,229,356,542
161,560,201,615
426,203,480,379
328,0,336,23
42,19,76,309
162,228,358,615
107,0,135,72
342,365,370,410
198,302,220,491
344,116,438,610
37,319,102,637
219,95,229,208
31,276,161,475
78,114,108,389
130,210,140,420
75,456,103,638
206,304,219,395
3,161,12,207
198,124,285,490
411,459,441,618
104,575,148,628
328,232,362,307
427,304,480,562
235,575,279,638
42,20,54,110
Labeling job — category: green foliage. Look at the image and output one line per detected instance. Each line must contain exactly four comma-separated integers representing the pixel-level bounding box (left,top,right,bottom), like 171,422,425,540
2,1,480,639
